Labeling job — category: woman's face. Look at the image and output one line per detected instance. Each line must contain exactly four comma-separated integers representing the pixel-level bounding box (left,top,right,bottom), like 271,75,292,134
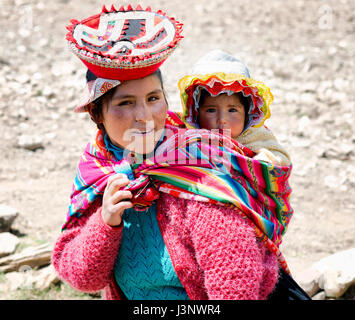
198,93,246,139
100,73,167,155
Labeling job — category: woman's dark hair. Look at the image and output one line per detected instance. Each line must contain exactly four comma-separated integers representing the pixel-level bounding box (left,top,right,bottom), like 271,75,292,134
86,69,166,132
86,69,99,82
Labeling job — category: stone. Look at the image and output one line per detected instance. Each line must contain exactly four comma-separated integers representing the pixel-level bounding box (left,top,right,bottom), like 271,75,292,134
51,61,75,77
312,291,326,300
324,174,347,189
297,267,321,297
298,248,355,298
17,45,26,53
32,72,43,83
0,243,52,273
0,205,19,232
0,264,60,291
297,115,311,133
15,73,30,84
32,264,60,290
336,147,352,160
0,232,20,258
16,134,44,151
1,271,28,291
299,92,315,105
42,86,56,98
333,78,349,91
284,92,299,104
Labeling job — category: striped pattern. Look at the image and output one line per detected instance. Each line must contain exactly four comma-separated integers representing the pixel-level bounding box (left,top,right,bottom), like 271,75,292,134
63,125,293,272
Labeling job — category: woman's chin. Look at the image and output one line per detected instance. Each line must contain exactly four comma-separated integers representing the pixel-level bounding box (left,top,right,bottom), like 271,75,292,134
128,137,157,156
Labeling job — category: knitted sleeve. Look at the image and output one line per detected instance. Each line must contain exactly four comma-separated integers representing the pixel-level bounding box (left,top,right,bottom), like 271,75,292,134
185,200,279,300
52,199,123,293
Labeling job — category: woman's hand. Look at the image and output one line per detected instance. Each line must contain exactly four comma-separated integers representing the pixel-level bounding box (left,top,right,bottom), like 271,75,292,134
101,173,133,226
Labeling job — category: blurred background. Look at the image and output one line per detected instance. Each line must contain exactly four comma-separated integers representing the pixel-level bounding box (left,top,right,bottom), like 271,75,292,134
0,0,354,299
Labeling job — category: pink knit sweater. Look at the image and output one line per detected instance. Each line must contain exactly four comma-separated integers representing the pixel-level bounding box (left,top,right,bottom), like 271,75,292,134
52,193,279,300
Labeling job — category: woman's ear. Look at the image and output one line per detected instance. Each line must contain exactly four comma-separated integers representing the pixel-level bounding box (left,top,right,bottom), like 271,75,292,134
86,102,103,124
85,102,94,118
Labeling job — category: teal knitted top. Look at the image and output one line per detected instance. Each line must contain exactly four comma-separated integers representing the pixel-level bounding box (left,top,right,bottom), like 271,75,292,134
103,134,189,300
114,203,189,300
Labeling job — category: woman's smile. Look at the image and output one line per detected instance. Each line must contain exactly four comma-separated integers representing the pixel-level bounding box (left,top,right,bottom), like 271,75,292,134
131,128,155,135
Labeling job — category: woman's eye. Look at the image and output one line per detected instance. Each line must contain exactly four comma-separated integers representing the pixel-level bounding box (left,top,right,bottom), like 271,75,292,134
148,96,160,102
118,100,132,106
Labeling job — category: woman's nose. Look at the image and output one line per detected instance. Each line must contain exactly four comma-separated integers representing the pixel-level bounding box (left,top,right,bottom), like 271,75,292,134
135,101,153,122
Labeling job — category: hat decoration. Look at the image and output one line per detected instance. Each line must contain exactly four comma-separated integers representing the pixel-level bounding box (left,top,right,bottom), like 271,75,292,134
74,76,121,112
66,4,183,80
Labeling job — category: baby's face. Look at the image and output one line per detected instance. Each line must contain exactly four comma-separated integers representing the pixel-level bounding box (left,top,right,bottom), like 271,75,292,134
198,93,245,139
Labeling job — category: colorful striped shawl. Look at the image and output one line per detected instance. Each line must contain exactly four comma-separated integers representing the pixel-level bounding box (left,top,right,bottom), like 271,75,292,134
63,123,293,273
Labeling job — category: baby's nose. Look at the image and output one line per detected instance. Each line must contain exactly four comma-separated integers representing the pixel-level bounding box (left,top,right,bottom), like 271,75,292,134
218,115,229,125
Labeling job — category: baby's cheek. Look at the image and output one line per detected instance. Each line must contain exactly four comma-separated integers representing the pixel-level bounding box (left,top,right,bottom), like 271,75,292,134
199,115,215,130
231,120,245,138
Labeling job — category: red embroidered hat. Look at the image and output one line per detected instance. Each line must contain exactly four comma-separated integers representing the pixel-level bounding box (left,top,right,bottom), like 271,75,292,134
66,4,183,81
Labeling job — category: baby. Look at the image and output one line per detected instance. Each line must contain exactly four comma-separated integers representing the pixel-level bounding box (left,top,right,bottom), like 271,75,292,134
179,50,290,166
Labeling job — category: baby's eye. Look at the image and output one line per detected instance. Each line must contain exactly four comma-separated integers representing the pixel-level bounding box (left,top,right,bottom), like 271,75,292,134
205,108,216,113
229,107,239,112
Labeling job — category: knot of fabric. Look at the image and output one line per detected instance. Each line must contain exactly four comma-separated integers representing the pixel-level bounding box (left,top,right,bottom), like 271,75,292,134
123,175,161,211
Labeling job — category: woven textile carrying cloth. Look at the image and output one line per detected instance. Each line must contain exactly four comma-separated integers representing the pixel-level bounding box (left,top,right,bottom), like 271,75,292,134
173,53,293,272
63,121,293,273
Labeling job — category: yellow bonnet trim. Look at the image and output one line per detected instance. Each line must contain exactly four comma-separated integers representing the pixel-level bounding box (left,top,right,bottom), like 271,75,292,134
178,72,273,129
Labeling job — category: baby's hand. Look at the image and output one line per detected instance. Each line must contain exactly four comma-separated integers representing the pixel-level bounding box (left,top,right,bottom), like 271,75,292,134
101,173,133,226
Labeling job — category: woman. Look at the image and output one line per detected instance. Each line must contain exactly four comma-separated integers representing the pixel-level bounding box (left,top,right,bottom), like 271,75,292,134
53,5,286,300
53,71,280,300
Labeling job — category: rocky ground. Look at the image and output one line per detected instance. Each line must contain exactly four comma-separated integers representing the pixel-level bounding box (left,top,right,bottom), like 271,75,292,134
0,0,354,299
